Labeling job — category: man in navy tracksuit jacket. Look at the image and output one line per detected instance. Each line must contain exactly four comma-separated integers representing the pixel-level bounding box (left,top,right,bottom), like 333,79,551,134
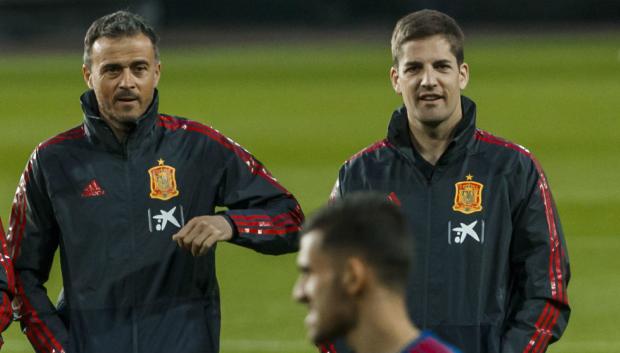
7,11,302,353
328,10,570,353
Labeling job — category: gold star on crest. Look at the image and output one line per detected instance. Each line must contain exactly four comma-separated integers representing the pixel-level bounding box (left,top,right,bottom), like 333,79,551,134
466,174,474,181
158,159,165,166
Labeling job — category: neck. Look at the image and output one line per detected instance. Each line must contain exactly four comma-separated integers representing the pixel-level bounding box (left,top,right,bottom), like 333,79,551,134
101,116,131,143
347,288,419,353
408,111,462,166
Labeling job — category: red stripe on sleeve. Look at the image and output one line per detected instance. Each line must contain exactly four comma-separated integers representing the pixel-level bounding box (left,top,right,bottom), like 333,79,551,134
16,282,64,353
7,160,65,352
8,161,32,259
346,139,392,163
542,178,566,303
158,115,291,194
230,212,299,222
0,293,11,333
238,225,301,236
231,208,303,236
38,126,85,151
533,306,560,353
476,130,566,302
476,130,567,353
317,343,337,353
539,180,560,301
0,217,16,301
233,218,299,227
523,303,552,353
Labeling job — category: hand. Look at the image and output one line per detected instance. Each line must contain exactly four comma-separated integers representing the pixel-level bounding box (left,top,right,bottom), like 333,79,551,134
172,215,233,256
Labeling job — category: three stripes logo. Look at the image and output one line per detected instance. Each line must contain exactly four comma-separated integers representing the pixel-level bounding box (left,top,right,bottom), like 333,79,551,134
81,180,105,198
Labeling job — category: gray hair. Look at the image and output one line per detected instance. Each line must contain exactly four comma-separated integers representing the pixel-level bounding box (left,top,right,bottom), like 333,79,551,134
83,10,160,67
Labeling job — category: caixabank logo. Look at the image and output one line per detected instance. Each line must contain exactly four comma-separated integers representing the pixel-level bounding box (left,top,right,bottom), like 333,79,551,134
148,205,186,233
448,220,485,245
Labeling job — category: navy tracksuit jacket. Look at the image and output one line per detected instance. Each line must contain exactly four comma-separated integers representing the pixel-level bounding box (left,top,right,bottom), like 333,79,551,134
330,96,570,353
8,89,303,353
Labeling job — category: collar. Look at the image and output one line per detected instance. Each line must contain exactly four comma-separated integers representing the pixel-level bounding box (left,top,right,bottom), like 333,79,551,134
81,89,160,155
386,95,478,166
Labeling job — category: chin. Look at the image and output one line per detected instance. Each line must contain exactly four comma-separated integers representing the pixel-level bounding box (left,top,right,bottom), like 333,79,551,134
311,331,332,346
117,113,142,123
419,116,447,128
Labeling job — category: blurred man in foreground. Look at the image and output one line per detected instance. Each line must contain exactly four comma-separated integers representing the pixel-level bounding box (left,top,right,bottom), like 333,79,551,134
329,9,570,353
7,10,302,352
294,193,459,353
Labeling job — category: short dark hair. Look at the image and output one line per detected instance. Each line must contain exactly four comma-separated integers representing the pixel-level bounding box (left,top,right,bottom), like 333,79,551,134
83,10,160,67
303,193,412,292
391,9,465,66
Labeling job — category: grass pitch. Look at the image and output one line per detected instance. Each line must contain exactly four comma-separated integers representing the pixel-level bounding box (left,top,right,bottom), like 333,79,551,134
1,31,619,352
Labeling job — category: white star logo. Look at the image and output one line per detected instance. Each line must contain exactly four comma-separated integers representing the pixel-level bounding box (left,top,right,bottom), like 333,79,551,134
452,221,480,244
153,206,181,231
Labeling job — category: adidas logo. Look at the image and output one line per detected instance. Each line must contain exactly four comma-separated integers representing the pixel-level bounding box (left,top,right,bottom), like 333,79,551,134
81,180,105,198
387,192,401,207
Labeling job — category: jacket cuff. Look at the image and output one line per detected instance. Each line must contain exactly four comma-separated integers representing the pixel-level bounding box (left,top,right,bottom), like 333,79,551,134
218,213,239,240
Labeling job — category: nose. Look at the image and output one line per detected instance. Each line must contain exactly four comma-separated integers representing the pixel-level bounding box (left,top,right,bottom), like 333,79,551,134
119,68,136,89
292,278,308,304
420,67,437,88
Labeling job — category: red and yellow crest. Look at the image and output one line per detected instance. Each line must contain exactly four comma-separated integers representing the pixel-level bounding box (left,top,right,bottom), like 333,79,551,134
452,174,483,214
148,159,180,201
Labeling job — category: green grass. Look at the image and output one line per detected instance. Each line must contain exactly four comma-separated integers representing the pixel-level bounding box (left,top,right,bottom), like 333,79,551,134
1,32,620,352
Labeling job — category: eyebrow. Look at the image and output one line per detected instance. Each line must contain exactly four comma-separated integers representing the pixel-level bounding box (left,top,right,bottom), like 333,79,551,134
404,59,453,66
403,61,422,68
100,60,150,70
433,59,453,66
130,60,150,67
100,63,122,71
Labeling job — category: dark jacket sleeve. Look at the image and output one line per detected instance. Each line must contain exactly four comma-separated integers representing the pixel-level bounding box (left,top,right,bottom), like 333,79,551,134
501,157,570,353
217,144,303,255
8,150,68,353
0,217,16,349
328,169,344,204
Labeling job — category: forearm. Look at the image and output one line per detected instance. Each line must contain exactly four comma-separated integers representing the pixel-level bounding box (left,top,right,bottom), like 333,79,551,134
226,199,303,254
15,271,67,352
501,298,570,353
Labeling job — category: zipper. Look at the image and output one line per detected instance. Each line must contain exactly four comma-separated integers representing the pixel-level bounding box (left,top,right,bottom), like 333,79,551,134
423,178,432,328
123,139,138,353
403,149,433,328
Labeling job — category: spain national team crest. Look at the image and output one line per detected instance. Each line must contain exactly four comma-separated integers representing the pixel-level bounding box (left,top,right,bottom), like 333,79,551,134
452,174,483,214
148,159,180,201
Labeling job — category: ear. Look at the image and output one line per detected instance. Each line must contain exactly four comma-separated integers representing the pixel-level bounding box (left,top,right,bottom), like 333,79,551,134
154,62,161,87
82,64,93,89
389,66,402,95
458,62,469,90
342,257,367,296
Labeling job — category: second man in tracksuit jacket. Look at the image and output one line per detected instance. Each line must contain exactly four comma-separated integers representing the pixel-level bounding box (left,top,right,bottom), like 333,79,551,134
328,9,570,353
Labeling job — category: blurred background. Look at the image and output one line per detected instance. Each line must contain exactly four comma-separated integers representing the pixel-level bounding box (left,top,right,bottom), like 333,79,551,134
1,1,619,352
1,0,619,48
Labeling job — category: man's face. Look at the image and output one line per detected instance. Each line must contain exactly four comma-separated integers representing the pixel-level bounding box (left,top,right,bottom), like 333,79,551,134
390,35,469,128
82,33,160,127
293,231,356,344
